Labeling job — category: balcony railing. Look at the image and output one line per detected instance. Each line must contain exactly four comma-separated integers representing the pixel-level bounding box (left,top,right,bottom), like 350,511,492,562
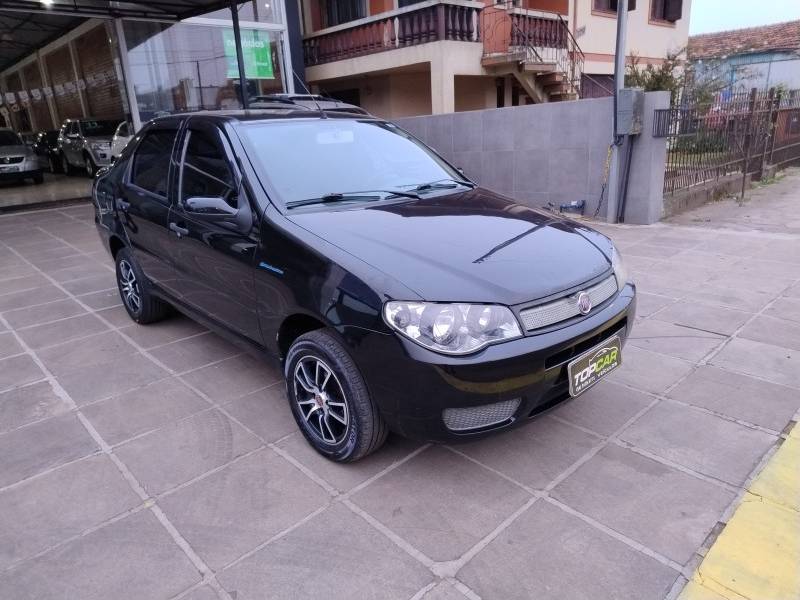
303,0,483,67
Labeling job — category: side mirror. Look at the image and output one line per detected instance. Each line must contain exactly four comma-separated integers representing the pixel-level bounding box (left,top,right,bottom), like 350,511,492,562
185,196,238,216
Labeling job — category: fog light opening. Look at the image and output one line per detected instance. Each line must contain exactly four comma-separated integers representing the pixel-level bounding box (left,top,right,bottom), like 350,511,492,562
442,398,521,433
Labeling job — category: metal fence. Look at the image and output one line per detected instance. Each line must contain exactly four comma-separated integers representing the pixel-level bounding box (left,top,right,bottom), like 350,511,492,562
654,88,800,195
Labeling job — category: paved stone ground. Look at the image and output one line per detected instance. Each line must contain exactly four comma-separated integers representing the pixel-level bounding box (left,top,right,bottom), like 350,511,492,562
1,170,799,599
0,173,91,211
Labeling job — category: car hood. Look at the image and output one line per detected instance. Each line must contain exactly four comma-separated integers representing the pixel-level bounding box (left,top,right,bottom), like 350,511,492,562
0,145,28,157
286,188,613,305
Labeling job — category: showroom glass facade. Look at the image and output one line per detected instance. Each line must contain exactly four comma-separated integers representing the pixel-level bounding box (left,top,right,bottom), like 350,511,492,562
120,1,290,126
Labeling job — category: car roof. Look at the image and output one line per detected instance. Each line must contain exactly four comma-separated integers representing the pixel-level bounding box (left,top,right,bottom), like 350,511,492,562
149,107,380,127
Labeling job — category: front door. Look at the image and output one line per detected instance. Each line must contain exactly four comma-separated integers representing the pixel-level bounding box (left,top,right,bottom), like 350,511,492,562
167,120,261,342
119,124,180,289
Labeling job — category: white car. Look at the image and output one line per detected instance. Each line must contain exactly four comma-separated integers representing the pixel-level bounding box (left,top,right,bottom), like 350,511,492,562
110,122,133,161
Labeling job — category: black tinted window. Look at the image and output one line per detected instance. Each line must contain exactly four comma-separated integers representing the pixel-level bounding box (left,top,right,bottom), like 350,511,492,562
131,130,177,197
181,130,235,207
0,131,22,146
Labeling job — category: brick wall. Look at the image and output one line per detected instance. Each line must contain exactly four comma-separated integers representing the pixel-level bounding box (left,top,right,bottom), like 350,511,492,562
22,62,54,131
73,24,124,120
45,49,83,123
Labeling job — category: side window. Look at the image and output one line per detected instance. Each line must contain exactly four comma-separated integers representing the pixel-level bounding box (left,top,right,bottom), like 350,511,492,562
130,129,177,198
118,123,129,138
180,130,236,208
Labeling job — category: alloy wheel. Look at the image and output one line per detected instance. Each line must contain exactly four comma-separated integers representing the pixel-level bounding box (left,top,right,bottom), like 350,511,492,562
293,356,350,444
118,259,141,314
85,157,94,177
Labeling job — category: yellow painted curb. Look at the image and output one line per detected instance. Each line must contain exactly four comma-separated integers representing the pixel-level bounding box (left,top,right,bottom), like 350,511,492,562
679,425,800,600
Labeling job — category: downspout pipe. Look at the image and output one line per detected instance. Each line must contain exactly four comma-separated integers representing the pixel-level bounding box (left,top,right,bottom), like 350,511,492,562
230,0,249,109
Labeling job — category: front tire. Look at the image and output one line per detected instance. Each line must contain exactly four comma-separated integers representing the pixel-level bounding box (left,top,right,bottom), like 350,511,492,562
115,247,170,324
61,153,73,175
285,330,388,462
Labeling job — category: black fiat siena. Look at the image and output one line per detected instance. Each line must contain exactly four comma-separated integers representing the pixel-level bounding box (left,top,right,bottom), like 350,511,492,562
93,101,635,462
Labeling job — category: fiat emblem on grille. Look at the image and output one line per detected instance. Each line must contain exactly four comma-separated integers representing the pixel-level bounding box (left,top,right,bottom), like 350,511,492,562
577,291,592,315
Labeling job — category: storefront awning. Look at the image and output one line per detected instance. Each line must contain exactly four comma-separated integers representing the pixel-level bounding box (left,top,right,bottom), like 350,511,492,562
0,1,245,70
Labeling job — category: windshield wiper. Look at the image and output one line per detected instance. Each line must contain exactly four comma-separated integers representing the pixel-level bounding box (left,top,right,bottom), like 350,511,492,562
408,178,476,193
286,189,420,209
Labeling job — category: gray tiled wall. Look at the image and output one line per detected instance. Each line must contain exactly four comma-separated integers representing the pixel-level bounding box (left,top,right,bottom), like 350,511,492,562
394,91,670,224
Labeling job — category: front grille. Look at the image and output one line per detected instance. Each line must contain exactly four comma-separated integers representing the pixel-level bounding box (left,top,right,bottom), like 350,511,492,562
519,275,618,331
0,156,24,164
443,398,521,432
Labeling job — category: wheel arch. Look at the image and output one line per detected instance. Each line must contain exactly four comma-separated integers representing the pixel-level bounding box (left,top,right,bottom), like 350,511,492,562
277,313,327,359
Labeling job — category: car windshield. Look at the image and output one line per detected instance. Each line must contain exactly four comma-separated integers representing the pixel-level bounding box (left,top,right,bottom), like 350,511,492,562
0,131,22,146
80,120,118,137
239,119,464,206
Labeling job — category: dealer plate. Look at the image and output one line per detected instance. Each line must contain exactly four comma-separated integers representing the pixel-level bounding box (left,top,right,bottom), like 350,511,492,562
567,335,622,397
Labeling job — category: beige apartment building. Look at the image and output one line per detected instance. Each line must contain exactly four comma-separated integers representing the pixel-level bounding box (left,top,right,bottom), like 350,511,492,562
299,0,691,117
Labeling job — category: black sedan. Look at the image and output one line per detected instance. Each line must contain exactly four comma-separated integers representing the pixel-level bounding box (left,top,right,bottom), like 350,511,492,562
32,130,61,173
93,103,635,462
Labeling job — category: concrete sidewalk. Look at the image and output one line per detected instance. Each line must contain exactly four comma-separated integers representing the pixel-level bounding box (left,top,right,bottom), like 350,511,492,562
0,171,799,599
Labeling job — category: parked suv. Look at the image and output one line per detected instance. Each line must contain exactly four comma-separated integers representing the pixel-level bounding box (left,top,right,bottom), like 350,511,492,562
58,118,119,177
0,128,43,184
93,104,635,462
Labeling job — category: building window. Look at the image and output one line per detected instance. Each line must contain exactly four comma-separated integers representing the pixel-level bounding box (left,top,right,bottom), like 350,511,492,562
593,0,618,13
651,0,682,22
325,0,365,27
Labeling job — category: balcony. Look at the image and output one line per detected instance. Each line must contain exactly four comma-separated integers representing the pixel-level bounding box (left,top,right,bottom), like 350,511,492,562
302,0,483,67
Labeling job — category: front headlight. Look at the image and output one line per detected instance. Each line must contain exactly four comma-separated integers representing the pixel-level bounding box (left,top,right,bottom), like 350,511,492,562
384,302,522,355
611,247,629,290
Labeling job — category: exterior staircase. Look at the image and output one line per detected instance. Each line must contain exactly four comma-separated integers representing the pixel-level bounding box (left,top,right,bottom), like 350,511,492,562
480,5,584,103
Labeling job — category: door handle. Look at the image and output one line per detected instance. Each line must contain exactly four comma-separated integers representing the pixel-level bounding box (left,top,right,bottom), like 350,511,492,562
169,222,189,238
115,198,130,212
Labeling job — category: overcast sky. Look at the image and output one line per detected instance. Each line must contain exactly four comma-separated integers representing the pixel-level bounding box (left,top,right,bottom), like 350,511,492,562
689,0,800,34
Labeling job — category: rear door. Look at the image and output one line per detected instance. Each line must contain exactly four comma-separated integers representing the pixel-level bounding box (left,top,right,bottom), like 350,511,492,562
166,119,261,341
118,122,181,291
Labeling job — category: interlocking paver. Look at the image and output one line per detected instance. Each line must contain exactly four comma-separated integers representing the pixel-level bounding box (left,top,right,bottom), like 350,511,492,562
82,377,209,446
16,313,109,350
0,413,97,488
277,431,421,493
620,402,777,486
652,301,752,336
218,503,433,599
2,298,87,329
711,337,800,389
159,448,329,569
0,381,70,434
738,314,800,351
0,354,44,391
552,444,736,564
552,380,652,437
628,319,724,362
115,408,262,495
0,510,200,600
608,345,695,394
223,385,298,443
351,446,531,561
457,415,600,489
148,331,239,372
0,454,139,568
459,500,679,600
668,365,800,431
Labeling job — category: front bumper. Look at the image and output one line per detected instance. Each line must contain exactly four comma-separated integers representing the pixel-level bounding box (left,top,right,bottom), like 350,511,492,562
88,147,112,167
0,160,41,180
349,283,636,443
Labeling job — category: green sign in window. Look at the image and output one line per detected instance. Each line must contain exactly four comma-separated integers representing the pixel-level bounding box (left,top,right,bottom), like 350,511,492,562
223,28,274,80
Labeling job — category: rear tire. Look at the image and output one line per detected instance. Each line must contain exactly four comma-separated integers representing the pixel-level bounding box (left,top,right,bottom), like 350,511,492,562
115,247,170,324
285,329,388,462
61,153,73,176
84,154,97,178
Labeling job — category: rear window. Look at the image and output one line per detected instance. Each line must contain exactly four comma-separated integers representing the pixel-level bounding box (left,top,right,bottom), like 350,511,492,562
130,129,178,197
80,120,119,137
0,130,22,146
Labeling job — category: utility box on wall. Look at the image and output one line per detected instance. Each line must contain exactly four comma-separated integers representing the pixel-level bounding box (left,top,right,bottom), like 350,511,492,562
616,88,645,136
